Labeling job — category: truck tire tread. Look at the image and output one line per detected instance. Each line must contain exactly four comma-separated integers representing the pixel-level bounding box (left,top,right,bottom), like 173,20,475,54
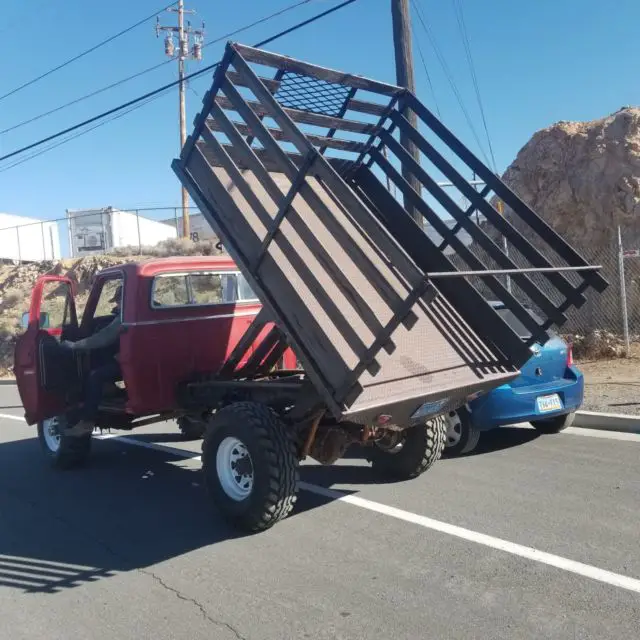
370,415,446,480
37,421,92,470
202,402,299,531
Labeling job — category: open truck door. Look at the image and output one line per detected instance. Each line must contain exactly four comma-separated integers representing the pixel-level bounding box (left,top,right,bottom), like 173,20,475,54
14,276,79,425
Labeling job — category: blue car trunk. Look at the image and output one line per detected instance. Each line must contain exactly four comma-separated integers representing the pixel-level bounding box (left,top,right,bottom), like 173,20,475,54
513,337,569,388
465,303,583,431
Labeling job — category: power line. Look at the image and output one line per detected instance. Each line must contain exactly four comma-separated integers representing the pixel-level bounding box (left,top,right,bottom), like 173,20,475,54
1,0,315,137
202,0,315,51
0,0,358,167
0,60,173,137
0,2,177,103
452,0,497,171
411,0,492,168
412,26,442,120
0,94,168,173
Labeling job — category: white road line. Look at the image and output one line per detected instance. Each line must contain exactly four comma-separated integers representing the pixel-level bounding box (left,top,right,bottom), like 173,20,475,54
97,433,203,458
96,433,640,596
5,412,640,594
0,413,26,422
297,483,640,594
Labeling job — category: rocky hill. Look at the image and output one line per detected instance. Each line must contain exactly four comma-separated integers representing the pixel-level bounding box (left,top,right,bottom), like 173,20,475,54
500,106,640,246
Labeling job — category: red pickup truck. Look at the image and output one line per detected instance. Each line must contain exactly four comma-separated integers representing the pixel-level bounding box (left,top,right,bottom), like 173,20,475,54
14,43,606,533
15,256,445,531
16,255,295,430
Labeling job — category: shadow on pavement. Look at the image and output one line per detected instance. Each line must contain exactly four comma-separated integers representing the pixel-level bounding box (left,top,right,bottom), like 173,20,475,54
0,424,543,594
0,434,342,594
121,431,194,445
441,426,542,459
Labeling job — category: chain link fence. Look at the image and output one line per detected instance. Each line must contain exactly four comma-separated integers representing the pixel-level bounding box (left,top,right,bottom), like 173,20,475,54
547,231,640,344
2,206,639,345
0,206,221,262
434,207,640,414
1,197,637,413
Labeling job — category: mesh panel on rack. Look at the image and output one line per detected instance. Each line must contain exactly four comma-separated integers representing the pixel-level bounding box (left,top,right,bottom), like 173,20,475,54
274,72,352,117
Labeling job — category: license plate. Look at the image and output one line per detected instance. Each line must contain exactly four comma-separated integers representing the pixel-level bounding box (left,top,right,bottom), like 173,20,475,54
536,394,562,413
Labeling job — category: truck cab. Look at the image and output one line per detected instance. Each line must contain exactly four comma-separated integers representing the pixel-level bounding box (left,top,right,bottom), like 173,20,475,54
14,256,295,429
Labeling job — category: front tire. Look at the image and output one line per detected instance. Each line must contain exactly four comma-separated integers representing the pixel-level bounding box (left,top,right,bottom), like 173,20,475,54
37,416,92,470
531,412,575,434
202,402,299,532
443,407,480,456
369,415,446,480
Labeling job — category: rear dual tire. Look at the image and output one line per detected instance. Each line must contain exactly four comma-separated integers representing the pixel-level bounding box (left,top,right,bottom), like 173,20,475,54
369,415,446,480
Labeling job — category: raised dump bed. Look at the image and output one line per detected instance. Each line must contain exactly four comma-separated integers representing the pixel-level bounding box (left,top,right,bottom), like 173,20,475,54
173,42,607,427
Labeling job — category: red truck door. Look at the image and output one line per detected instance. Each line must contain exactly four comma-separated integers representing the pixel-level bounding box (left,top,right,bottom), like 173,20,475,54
14,276,78,425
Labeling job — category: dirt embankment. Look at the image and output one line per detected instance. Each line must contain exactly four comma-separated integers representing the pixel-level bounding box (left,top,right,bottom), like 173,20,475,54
0,256,133,377
0,238,222,377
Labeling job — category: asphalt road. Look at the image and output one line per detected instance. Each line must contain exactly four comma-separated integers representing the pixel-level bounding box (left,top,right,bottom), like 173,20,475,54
0,384,638,639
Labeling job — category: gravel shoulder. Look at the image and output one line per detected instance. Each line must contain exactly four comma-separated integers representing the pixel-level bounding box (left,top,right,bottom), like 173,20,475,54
578,355,640,415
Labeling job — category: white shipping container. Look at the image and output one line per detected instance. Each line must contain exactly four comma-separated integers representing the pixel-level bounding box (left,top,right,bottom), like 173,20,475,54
0,213,61,262
67,207,177,257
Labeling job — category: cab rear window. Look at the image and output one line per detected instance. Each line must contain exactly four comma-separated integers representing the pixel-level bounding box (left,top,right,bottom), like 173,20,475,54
151,271,258,308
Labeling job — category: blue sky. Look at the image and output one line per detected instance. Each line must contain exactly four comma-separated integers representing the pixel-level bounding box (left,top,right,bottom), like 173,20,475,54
1,0,639,223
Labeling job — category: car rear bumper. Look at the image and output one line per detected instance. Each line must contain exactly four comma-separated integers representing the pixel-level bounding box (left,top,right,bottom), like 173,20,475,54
469,367,584,431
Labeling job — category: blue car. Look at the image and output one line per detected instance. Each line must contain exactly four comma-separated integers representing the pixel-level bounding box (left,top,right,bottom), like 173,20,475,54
444,302,584,455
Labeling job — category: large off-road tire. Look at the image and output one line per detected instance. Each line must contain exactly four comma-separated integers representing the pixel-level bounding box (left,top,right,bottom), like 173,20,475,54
443,407,481,456
201,402,299,532
37,416,92,470
177,415,207,440
530,412,575,434
369,414,446,480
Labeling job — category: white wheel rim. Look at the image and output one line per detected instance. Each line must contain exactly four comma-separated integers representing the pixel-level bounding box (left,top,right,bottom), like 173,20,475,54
216,437,254,501
444,411,463,448
43,417,61,452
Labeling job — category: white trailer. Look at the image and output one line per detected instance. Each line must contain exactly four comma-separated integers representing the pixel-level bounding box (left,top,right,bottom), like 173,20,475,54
161,211,217,242
0,213,61,262
66,207,177,257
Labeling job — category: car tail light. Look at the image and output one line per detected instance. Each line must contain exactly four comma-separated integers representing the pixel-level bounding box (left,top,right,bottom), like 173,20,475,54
567,343,574,367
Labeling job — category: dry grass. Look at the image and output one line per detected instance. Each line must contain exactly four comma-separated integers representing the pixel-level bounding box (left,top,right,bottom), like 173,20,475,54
112,237,223,258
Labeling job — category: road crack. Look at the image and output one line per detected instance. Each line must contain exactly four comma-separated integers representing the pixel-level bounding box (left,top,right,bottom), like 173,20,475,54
2,485,246,639
139,568,247,640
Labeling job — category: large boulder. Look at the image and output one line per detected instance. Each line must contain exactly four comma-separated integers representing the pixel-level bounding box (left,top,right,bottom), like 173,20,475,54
500,106,640,246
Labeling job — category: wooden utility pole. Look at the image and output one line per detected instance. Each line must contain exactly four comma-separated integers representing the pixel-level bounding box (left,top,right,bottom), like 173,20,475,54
177,0,189,238
391,0,421,223
156,1,205,239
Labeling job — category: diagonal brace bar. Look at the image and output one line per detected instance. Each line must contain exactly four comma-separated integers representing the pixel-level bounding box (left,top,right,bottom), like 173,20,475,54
336,278,437,404
219,309,270,377
438,185,491,252
253,150,318,271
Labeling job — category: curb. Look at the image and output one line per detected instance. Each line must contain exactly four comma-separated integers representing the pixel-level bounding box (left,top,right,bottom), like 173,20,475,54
0,379,16,386
574,411,640,434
